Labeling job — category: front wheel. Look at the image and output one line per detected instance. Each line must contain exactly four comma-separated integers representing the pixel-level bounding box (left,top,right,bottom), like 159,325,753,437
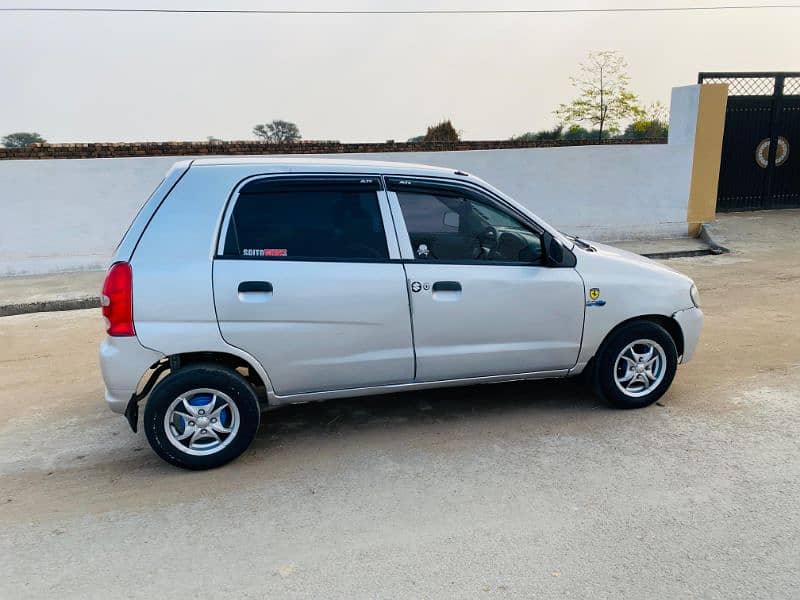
143,364,261,469
594,321,678,409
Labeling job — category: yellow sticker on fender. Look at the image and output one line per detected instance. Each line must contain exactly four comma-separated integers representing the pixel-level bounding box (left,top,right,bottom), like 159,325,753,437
589,288,600,300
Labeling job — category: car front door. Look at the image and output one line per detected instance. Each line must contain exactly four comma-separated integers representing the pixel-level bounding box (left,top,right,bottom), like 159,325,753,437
387,177,585,382
213,175,414,396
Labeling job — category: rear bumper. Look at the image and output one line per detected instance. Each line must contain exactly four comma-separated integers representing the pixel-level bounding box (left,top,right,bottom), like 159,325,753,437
673,307,703,364
104,388,131,414
100,336,163,414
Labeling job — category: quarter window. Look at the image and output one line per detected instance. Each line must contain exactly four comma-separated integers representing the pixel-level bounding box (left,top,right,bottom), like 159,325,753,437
396,189,542,263
223,180,389,260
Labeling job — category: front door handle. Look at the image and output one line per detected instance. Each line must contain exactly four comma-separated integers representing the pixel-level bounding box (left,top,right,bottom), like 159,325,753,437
432,281,461,292
238,281,273,293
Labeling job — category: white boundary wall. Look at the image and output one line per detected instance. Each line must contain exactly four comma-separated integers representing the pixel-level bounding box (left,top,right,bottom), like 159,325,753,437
0,86,700,276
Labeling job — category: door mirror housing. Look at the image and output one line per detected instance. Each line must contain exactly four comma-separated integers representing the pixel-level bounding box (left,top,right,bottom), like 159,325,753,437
542,231,577,268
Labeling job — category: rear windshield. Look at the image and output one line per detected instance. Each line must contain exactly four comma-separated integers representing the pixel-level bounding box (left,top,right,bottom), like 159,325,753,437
222,181,389,261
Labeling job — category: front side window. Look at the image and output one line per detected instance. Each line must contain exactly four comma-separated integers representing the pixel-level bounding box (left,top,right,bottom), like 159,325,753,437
396,188,542,263
223,180,389,260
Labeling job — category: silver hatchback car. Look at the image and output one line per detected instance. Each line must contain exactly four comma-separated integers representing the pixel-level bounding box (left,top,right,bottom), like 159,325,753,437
100,158,702,469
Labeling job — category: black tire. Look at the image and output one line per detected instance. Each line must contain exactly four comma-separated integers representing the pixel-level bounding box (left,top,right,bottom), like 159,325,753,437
143,364,261,470
593,321,678,409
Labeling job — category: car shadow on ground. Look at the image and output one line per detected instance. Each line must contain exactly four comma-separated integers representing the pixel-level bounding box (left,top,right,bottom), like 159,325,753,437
250,377,606,448
84,378,613,481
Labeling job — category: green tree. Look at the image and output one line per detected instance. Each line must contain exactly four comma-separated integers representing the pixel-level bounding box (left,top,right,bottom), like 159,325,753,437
561,125,610,140
2,132,46,148
253,120,301,143
622,101,669,139
407,135,425,143
555,50,641,142
622,119,668,139
423,120,460,142
511,125,564,141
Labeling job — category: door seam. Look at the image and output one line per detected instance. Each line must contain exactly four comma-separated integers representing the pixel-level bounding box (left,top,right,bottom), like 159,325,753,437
382,175,418,381
400,263,418,381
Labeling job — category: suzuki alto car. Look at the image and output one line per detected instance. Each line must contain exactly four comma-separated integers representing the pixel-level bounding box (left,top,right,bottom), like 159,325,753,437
100,158,703,469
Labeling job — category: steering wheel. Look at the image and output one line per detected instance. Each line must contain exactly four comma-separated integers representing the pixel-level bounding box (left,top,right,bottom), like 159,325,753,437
479,226,499,249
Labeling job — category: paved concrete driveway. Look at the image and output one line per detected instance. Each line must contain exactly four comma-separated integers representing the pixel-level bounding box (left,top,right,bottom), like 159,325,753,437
1,211,799,599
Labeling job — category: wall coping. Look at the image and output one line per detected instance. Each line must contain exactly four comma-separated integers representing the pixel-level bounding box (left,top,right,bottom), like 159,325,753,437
0,138,668,160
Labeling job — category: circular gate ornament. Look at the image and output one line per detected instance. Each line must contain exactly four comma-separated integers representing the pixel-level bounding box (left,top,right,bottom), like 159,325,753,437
755,137,790,168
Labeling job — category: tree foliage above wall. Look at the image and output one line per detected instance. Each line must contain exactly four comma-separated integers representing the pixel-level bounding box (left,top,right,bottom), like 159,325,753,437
511,52,669,143
253,120,301,143
555,50,642,142
2,132,46,148
423,120,461,142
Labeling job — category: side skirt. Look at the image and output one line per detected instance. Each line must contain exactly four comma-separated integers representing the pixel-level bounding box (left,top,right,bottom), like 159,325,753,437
265,369,570,408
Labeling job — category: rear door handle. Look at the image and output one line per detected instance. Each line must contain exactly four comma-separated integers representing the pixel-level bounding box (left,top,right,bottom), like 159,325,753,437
432,281,461,292
237,281,273,303
238,281,273,293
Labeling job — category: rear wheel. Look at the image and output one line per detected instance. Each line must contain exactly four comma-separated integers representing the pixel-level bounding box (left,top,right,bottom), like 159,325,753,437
143,364,261,469
594,321,678,409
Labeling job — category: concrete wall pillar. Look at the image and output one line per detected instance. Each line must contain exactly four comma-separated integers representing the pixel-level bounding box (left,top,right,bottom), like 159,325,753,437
667,83,728,235
686,84,728,234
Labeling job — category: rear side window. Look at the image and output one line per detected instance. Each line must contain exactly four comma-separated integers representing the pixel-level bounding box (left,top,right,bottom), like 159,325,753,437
222,178,389,260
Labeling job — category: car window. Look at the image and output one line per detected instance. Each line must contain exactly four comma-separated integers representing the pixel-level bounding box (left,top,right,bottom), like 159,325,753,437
223,184,388,260
396,190,542,264
398,193,461,233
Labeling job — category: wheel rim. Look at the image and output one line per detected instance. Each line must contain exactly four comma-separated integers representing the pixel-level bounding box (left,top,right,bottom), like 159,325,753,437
163,388,240,456
613,339,667,398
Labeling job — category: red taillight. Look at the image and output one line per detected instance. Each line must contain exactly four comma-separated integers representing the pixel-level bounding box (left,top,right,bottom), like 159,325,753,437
101,262,135,336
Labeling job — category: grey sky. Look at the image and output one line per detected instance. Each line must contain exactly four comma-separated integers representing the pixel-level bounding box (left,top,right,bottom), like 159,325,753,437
1,0,798,143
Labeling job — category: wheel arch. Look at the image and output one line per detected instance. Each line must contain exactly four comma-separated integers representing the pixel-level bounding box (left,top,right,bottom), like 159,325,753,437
583,314,685,379
135,351,271,405
600,314,684,358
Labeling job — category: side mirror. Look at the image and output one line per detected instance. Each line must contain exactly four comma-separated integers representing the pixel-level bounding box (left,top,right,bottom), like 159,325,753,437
548,235,564,265
443,211,460,229
542,231,574,267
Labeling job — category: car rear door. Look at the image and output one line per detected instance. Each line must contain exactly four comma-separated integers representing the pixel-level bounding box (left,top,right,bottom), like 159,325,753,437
386,177,585,382
213,175,414,396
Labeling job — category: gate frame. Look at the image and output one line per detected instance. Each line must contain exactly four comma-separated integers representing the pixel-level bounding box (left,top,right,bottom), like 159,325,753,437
699,71,800,211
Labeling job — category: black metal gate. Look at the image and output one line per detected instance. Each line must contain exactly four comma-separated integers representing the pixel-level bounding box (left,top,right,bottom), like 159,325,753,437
698,72,800,212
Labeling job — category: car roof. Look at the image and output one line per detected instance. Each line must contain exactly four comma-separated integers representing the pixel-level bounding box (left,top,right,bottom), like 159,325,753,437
189,156,463,177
